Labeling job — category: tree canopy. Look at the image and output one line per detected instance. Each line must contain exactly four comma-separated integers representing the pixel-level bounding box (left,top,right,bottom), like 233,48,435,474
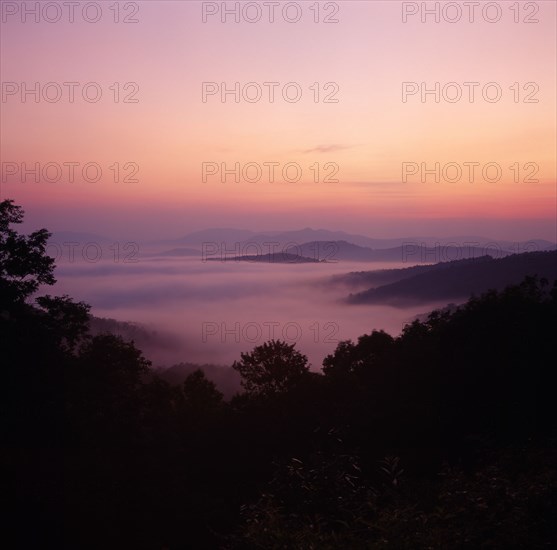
0,199,55,307
232,339,310,397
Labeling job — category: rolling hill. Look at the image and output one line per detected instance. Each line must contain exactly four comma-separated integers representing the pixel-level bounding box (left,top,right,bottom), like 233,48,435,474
346,251,557,305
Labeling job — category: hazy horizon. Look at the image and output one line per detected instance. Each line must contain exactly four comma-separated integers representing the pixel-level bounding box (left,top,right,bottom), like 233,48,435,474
18,219,557,245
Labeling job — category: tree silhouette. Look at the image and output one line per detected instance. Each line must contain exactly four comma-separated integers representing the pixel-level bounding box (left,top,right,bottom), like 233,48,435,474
322,329,394,379
233,340,310,398
68,334,152,445
182,368,224,410
36,294,91,353
0,199,55,307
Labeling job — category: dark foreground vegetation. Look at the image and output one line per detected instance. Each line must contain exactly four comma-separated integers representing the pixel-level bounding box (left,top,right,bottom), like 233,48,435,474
2,200,556,549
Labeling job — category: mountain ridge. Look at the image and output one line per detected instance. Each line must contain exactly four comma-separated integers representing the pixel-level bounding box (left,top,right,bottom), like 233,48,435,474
346,251,557,306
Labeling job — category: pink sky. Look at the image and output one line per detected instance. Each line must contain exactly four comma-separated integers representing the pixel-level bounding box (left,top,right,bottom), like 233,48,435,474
1,1,555,240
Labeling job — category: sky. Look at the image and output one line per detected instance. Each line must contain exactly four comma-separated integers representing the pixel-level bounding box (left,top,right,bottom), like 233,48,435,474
1,0,556,241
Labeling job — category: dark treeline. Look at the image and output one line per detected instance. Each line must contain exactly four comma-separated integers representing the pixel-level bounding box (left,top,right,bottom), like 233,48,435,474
2,200,556,549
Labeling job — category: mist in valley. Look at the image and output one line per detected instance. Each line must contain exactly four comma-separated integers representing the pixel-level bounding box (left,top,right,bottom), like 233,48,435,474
49,253,441,370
